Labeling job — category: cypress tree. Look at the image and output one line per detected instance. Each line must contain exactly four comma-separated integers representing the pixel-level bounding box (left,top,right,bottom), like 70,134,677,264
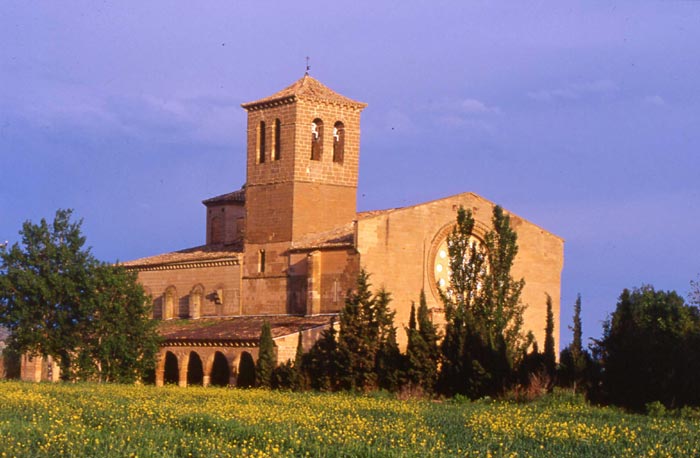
374,289,403,391
543,294,556,382
256,321,276,388
559,294,590,392
416,290,439,393
405,302,423,387
293,329,305,390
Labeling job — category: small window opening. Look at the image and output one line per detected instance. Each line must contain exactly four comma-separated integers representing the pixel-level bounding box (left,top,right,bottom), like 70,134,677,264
311,118,323,161
333,278,340,304
273,118,281,160
258,121,266,163
258,249,266,273
333,121,345,163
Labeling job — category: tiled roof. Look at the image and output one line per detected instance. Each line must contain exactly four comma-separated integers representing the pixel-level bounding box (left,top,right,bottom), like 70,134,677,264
290,223,355,251
157,315,336,344
357,208,401,219
241,74,367,110
120,244,242,269
202,188,245,205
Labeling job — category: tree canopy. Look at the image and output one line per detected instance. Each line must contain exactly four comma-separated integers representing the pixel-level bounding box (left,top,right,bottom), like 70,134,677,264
596,285,700,410
0,209,159,382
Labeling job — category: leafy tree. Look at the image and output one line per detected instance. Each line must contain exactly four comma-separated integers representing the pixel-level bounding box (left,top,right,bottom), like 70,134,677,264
690,276,700,307
595,285,700,410
73,264,159,382
256,321,276,388
0,209,159,382
437,206,486,396
438,205,529,397
543,294,556,381
479,206,529,362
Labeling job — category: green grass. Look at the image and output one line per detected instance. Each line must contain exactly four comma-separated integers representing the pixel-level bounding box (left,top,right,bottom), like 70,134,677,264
0,381,698,457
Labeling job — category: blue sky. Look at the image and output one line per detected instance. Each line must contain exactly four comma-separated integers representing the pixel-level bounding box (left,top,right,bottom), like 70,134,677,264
1,1,699,346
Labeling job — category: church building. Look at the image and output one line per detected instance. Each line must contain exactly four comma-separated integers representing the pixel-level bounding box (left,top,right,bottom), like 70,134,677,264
117,74,564,388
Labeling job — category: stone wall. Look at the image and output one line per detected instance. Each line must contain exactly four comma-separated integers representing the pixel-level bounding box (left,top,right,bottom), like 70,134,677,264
137,263,241,318
356,192,564,352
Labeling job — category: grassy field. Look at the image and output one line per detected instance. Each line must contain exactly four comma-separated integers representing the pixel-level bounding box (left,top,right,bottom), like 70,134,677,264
0,381,698,457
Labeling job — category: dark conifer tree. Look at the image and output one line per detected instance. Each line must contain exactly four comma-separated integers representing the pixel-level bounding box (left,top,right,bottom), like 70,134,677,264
405,302,423,387
302,318,340,391
409,290,440,393
293,329,305,390
374,289,403,391
256,321,276,388
337,270,376,390
543,294,556,381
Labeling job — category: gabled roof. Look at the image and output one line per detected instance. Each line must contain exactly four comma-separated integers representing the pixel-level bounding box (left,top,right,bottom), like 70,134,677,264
120,243,242,270
202,188,245,206
290,222,355,251
356,192,564,242
241,74,367,110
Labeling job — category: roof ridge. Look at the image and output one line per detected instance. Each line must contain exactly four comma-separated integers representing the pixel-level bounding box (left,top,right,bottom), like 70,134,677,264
242,74,366,109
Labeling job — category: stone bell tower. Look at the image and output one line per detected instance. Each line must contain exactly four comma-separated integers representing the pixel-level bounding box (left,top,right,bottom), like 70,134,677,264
239,74,367,314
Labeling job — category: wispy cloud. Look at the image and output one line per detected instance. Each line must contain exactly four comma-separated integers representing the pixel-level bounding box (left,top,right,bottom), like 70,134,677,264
6,84,243,147
421,97,501,132
460,98,501,114
527,79,617,102
642,95,667,107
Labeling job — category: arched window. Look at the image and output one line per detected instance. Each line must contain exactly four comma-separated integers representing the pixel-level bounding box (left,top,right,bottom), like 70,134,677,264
189,284,204,319
311,118,323,161
333,121,345,163
258,121,266,163
164,286,177,320
258,249,266,273
273,118,281,160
